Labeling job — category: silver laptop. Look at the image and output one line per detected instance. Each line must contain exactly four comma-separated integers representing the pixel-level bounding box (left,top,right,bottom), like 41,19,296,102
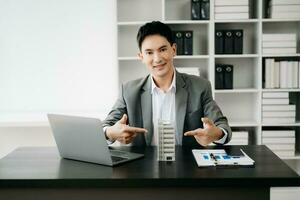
47,114,144,166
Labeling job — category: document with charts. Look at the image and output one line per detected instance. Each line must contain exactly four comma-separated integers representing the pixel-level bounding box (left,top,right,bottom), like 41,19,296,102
192,149,255,167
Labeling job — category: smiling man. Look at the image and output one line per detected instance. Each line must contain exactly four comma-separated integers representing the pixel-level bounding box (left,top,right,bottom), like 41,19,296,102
103,21,231,147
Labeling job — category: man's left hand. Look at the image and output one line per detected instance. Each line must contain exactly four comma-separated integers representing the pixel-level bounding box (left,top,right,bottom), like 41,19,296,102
184,117,224,146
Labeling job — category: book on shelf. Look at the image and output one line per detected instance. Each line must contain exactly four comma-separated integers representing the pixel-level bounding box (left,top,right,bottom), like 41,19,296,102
274,62,280,88
262,92,289,98
215,64,224,89
266,144,295,151
270,5,300,12
183,31,193,55
176,67,200,76
262,111,296,118
271,12,300,19
226,140,248,145
270,0,300,5
262,41,296,48
262,104,296,111
233,30,243,54
200,0,210,20
231,131,248,138
262,130,295,138
262,33,296,41
223,65,233,89
273,151,295,157
173,31,184,55
224,30,234,54
215,12,249,20
262,137,296,144
264,58,275,88
191,0,201,20
299,62,300,87
280,61,288,88
292,61,299,88
215,0,249,6
263,48,296,54
215,30,224,54
214,5,249,13
262,117,296,124
262,98,289,105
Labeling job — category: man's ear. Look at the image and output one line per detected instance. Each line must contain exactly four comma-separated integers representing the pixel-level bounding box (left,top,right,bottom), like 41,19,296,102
172,43,177,57
138,52,143,60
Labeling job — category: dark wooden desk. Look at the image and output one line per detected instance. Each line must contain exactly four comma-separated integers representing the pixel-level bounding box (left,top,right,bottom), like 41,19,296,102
0,145,299,200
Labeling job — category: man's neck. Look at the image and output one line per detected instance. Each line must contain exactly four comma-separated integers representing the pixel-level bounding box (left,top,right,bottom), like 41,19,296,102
152,68,175,92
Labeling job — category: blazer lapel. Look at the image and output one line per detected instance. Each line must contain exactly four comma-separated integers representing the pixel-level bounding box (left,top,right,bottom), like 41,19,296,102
175,72,188,144
141,76,153,146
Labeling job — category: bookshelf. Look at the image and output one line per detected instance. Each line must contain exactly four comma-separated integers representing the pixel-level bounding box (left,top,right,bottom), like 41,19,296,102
117,0,300,159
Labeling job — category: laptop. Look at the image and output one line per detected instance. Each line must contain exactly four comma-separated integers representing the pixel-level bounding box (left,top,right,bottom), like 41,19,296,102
47,114,144,166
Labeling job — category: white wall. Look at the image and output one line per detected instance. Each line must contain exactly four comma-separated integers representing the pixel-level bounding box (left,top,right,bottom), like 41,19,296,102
0,0,117,158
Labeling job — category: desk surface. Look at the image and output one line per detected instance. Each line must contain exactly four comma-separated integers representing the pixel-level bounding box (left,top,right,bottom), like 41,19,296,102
0,145,299,188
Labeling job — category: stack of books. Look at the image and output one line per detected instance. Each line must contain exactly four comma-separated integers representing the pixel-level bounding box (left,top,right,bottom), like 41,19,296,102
264,58,300,89
262,33,297,54
262,92,296,124
262,129,295,157
226,131,248,145
268,0,300,19
176,67,200,76
214,0,249,20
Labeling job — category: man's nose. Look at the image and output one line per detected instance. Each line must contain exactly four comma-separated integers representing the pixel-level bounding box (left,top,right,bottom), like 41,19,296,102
153,52,162,63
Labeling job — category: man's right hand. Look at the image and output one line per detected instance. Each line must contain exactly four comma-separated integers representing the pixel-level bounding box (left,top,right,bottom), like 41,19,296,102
106,114,147,144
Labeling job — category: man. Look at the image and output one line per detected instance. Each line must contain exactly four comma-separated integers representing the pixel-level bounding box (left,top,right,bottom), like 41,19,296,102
103,21,231,147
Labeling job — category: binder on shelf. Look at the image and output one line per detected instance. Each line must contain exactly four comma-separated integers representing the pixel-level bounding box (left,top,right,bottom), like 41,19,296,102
215,64,224,89
173,31,184,55
183,31,193,55
215,30,224,54
224,30,234,54
233,30,243,54
200,0,210,20
191,0,201,20
224,64,234,89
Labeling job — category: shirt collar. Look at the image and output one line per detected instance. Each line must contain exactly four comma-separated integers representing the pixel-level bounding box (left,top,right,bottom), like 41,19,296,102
151,70,176,94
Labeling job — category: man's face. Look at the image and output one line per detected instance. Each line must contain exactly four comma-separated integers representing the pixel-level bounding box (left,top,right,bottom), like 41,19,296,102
138,34,176,79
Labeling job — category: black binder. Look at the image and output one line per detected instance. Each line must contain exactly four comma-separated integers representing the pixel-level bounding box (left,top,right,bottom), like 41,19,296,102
233,30,243,54
215,30,224,54
183,31,193,55
215,64,224,89
200,0,210,20
224,64,234,89
173,31,184,55
191,0,201,20
224,30,234,54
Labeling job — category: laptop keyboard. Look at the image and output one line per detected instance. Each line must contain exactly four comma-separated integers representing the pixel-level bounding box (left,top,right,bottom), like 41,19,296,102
111,156,128,162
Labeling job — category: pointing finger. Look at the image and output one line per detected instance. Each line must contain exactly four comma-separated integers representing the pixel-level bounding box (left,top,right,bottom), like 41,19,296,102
124,126,148,134
184,129,205,136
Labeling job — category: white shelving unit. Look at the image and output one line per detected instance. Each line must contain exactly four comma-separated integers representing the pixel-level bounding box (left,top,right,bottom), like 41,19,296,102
117,0,300,159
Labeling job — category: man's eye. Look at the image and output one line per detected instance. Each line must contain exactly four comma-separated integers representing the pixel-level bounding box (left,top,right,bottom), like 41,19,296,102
146,52,153,55
161,48,167,52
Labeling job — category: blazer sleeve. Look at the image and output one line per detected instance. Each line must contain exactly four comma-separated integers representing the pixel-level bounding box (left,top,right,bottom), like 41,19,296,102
202,81,232,144
102,84,127,128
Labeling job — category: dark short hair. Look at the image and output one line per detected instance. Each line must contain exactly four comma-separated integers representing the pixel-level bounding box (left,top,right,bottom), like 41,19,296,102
136,21,174,51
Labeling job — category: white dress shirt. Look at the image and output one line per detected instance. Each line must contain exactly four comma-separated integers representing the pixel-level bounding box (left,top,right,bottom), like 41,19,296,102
150,71,227,146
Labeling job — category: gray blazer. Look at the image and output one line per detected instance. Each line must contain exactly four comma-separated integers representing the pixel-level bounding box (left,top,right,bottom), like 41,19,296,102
103,71,232,146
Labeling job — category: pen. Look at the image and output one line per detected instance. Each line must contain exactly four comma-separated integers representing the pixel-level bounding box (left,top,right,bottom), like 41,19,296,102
210,153,218,164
